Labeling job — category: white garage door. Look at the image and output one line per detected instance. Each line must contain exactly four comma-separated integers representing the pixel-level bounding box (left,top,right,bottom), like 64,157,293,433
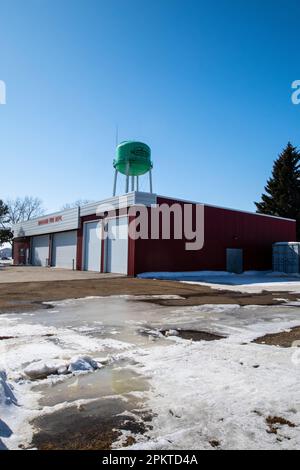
32,235,50,267
106,218,128,274
52,231,77,269
83,221,102,272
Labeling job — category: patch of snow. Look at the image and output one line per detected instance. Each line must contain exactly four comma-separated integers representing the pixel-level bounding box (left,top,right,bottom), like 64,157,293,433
184,280,300,294
138,270,232,280
0,370,17,407
0,370,16,450
129,295,185,300
126,337,300,450
0,323,56,338
172,304,241,314
67,355,101,373
0,319,132,380
138,270,300,294
164,329,180,337
24,360,68,380
44,294,185,307
0,369,38,450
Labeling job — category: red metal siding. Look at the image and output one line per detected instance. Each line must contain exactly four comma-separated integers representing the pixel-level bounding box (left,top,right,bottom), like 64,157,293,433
204,205,296,271
133,197,296,275
13,238,31,265
15,197,296,276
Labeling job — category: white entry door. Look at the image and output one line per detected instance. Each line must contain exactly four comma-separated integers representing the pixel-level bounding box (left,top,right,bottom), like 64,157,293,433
32,235,50,266
106,217,128,274
52,231,77,269
83,221,102,272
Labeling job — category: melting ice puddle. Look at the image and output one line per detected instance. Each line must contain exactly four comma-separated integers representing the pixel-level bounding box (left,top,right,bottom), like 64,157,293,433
30,394,149,450
4,295,300,450
33,363,148,408
30,363,150,450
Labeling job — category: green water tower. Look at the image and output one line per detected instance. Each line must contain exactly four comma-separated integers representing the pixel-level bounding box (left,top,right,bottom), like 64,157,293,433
113,141,153,195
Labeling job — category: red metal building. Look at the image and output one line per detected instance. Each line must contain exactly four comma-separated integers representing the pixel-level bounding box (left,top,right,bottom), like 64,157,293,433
13,192,296,275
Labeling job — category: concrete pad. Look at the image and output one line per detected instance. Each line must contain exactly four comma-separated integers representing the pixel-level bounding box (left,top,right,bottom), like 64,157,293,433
0,265,124,283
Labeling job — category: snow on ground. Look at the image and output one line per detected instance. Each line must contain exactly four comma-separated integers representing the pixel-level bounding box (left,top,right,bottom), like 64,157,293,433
138,270,300,294
0,308,138,450
1,295,300,450
124,305,300,449
0,368,39,450
0,371,17,450
0,260,13,266
128,337,300,450
0,321,131,380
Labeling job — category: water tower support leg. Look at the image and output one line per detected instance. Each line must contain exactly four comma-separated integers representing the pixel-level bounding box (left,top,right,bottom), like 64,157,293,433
113,170,118,196
149,170,153,193
131,176,135,192
136,176,139,192
125,162,130,193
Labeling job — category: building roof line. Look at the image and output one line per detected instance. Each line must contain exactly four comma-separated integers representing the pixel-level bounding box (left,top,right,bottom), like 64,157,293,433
157,194,296,222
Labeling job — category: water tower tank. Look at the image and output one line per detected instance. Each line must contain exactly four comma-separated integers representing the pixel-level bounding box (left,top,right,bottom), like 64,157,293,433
113,141,152,176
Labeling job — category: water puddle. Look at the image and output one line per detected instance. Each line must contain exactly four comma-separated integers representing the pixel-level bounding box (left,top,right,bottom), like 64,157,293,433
160,328,225,341
31,395,149,450
138,326,225,342
30,362,150,450
34,363,148,408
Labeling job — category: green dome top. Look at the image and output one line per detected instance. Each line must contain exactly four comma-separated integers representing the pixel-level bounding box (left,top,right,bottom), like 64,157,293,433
113,141,152,176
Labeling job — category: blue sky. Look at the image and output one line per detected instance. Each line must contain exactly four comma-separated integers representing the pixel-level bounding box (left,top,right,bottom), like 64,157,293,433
0,0,300,213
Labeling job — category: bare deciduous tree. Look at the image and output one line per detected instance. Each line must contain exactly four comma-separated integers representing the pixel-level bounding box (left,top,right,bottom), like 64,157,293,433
61,199,93,210
6,197,45,225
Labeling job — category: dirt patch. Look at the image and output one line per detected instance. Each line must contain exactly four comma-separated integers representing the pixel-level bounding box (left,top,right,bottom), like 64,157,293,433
209,439,221,448
253,326,300,348
137,290,300,308
123,436,136,447
0,278,298,314
161,329,225,342
0,300,53,314
266,416,296,434
0,333,54,342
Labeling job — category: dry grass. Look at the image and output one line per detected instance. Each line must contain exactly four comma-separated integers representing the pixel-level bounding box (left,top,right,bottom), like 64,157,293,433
254,326,300,348
0,277,298,314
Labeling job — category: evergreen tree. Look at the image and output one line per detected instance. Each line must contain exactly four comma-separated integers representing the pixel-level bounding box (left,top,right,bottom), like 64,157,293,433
255,142,300,239
0,200,13,245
